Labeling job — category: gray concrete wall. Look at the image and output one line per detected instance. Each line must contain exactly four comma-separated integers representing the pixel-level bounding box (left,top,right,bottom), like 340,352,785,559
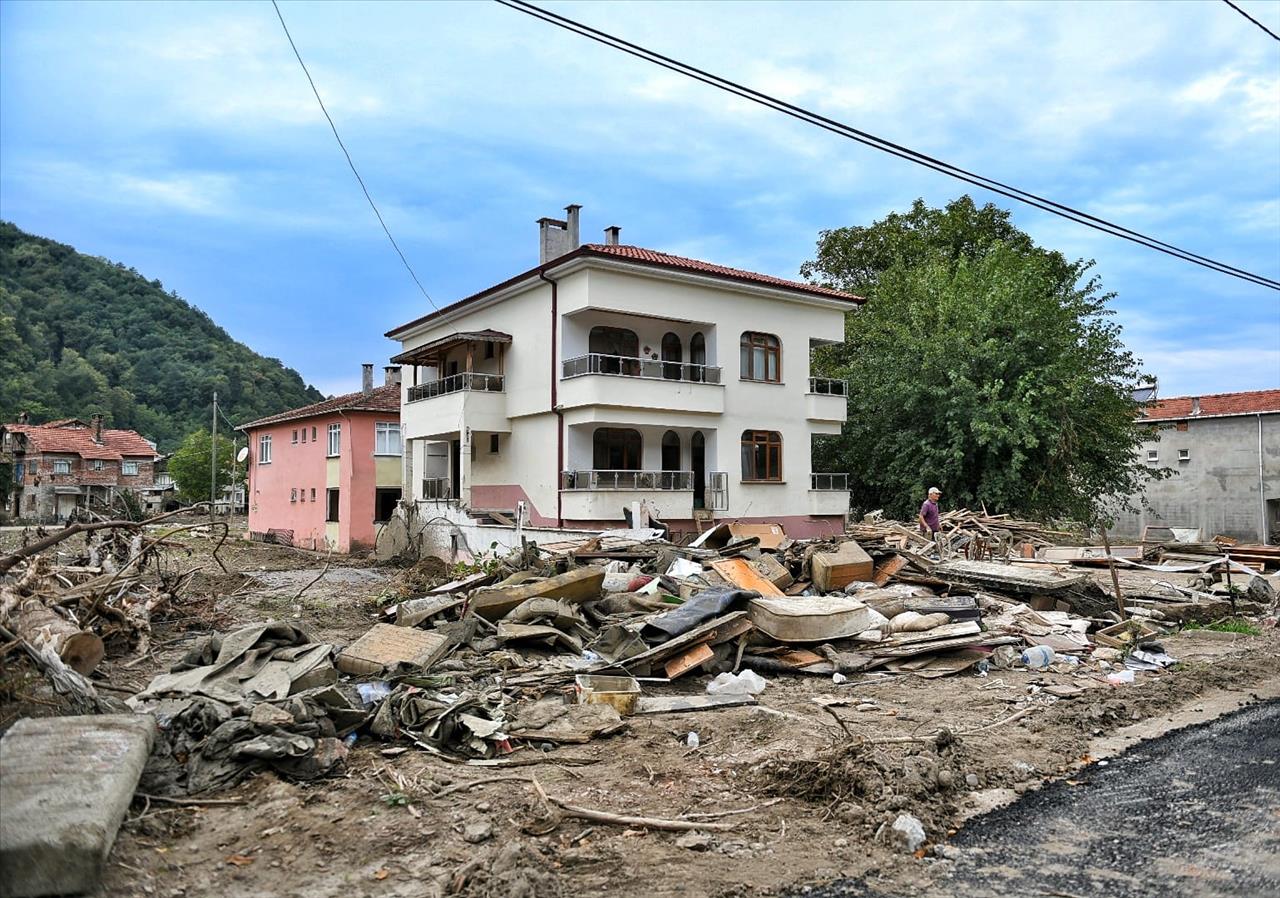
1114,412,1279,542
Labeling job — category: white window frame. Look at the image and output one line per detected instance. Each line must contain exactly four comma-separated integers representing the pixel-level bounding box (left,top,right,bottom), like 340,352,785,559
91,459,104,471
375,422,402,456
292,429,298,444
122,460,139,476
1178,448,1190,462
52,459,71,474
327,423,341,457
1146,449,1158,463
259,434,273,464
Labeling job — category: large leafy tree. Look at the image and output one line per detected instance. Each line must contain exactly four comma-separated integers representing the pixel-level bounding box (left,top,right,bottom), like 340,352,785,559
168,428,244,503
804,196,1157,523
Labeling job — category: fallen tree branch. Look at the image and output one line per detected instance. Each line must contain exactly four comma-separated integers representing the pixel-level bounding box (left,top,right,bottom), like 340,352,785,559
0,504,210,575
681,798,784,820
293,550,333,600
433,775,532,799
135,793,247,807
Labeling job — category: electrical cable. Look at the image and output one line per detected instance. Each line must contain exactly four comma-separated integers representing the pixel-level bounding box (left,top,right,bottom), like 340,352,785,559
496,0,1280,291
1222,0,1280,41
271,0,439,310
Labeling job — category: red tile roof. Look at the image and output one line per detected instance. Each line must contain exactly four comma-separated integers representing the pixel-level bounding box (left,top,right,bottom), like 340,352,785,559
386,243,862,337
238,383,401,430
5,422,157,460
1141,389,1280,421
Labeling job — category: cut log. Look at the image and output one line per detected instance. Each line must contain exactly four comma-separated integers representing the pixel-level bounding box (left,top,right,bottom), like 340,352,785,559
13,599,105,675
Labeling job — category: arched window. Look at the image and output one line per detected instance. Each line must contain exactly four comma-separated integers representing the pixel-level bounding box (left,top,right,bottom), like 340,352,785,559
740,430,782,481
593,428,642,470
590,326,639,375
689,332,706,382
661,430,681,472
740,332,781,383
661,333,682,380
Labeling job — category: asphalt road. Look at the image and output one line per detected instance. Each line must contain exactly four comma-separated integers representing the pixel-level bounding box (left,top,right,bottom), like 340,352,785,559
791,699,1280,898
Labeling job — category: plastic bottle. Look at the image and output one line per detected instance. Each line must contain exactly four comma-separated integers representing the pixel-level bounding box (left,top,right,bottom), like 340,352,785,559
1020,645,1055,668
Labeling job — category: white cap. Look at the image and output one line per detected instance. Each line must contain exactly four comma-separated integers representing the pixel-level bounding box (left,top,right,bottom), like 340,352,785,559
928,487,942,495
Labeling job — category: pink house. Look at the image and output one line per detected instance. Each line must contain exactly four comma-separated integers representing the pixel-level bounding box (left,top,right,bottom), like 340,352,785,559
239,366,403,553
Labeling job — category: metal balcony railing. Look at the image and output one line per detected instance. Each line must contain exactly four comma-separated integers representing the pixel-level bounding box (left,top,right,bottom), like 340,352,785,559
810,472,849,490
407,372,505,402
808,377,848,396
562,353,722,384
561,470,694,491
421,477,452,500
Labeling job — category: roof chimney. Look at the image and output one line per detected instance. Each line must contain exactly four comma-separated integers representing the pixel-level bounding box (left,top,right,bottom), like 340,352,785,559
17,411,29,425
537,203,582,264
91,413,103,444
604,225,621,246
384,365,402,387
362,363,374,394
1190,396,1201,416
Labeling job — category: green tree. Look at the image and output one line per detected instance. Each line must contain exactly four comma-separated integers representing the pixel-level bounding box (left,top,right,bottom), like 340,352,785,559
168,428,243,503
804,196,1159,523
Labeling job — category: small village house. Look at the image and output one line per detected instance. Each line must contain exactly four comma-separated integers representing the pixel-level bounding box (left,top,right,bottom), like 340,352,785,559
1117,388,1280,543
1,414,170,521
386,205,860,539
239,367,403,552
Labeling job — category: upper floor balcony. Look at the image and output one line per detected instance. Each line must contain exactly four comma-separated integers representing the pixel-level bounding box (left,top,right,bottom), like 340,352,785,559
809,471,850,516
806,376,848,426
559,352,725,415
394,331,512,440
407,371,505,402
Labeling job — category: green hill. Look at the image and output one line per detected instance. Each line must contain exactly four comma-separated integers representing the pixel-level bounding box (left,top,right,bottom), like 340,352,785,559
0,221,323,451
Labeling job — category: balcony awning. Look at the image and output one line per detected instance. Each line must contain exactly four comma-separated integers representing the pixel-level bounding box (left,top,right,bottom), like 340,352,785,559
391,330,512,366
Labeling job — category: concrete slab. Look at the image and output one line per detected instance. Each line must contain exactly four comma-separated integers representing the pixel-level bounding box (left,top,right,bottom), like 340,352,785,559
0,714,155,897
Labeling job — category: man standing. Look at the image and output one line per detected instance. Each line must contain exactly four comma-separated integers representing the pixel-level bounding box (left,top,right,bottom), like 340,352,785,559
918,487,942,554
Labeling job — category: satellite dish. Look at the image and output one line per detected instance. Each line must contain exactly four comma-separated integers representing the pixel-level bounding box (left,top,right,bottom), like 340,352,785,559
236,447,249,463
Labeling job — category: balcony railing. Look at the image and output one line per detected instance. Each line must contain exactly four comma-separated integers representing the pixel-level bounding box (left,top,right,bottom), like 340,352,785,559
810,472,849,490
561,469,694,491
407,372,505,402
808,377,848,396
421,477,452,500
562,353,722,384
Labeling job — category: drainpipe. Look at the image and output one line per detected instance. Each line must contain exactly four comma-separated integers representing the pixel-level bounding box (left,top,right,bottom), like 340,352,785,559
540,269,564,528
1259,413,1267,543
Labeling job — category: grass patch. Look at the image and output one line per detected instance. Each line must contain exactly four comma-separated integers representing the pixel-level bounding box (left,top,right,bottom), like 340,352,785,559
1183,617,1261,636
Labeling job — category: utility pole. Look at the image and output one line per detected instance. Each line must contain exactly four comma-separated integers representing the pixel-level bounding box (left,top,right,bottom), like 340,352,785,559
210,391,218,522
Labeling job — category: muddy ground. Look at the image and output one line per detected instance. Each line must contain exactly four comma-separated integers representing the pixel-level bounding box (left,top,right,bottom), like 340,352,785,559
3,530,1277,898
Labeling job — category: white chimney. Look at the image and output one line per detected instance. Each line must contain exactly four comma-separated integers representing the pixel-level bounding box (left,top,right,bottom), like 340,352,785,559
361,363,374,394
537,203,583,264
604,225,621,246
1190,396,1201,416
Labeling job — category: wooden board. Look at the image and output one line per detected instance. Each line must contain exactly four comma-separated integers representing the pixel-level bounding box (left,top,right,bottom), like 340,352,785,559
336,624,451,676
469,567,605,620
664,643,715,679
872,554,908,587
869,633,1019,661
634,694,758,714
709,557,785,596
620,611,752,677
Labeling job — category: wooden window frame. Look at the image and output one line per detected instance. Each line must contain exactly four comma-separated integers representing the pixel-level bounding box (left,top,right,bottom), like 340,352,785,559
740,332,781,383
740,430,783,482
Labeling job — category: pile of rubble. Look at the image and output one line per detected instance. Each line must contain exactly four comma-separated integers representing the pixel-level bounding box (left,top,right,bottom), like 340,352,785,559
107,512,1277,795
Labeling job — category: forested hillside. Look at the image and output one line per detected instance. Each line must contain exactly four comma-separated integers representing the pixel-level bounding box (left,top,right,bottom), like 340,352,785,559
0,222,323,451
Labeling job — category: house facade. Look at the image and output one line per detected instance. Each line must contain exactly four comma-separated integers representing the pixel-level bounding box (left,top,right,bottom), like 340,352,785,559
1115,389,1280,543
387,206,860,539
239,368,403,552
1,415,165,522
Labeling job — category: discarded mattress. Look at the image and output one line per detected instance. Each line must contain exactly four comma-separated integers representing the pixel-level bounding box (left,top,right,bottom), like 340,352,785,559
748,595,876,642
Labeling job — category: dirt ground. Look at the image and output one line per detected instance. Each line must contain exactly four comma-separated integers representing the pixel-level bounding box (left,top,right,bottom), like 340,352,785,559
4,530,1278,898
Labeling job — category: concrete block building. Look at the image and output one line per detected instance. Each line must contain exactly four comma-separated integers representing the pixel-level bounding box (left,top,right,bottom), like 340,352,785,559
1115,389,1280,543
387,205,861,539
239,366,403,552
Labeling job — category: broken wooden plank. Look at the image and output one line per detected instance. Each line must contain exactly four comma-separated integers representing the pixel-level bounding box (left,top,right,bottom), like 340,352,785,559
663,643,715,679
931,559,1090,595
709,557,785,596
634,694,758,714
469,567,605,621
872,554,908,587
336,624,451,676
869,633,1020,660
620,611,751,677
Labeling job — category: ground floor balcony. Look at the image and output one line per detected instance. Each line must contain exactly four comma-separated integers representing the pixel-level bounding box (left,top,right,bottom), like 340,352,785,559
560,469,694,491
558,470,695,522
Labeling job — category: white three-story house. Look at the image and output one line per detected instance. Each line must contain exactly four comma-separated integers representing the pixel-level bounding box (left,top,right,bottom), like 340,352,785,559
387,206,860,539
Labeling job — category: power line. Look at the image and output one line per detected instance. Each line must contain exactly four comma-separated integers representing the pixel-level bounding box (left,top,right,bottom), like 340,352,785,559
496,0,1280,291
270,0,439,310
1223,0,1280,41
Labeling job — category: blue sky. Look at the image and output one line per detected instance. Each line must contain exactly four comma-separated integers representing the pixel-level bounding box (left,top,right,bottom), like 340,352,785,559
2,0,1277,398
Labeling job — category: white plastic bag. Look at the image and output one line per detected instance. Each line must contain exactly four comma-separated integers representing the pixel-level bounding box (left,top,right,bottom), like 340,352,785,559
706,670,768,696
